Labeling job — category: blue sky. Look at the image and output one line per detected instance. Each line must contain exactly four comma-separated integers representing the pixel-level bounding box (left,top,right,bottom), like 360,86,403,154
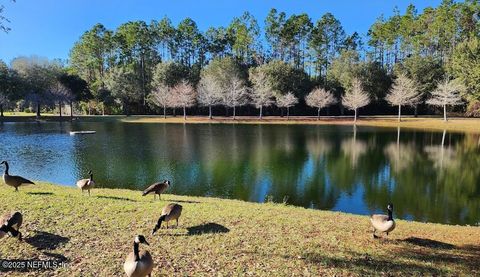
0,0,441,63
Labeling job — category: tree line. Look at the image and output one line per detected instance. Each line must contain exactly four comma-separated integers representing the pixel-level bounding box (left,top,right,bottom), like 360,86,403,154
0,0,479,119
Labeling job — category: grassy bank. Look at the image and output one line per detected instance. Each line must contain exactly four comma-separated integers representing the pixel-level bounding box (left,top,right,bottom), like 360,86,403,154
121,115,480,133
3,114,480,133
0,183,478,276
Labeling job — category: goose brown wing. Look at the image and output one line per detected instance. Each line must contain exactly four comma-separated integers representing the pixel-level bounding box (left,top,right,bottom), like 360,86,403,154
157,182,168,193
171,204,182,217
142,183,161,195
139,250,153,263
11,175,35,185
162,203,182,217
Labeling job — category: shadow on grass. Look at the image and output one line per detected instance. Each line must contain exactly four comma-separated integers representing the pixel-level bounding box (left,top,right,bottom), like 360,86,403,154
187,223,230,236
401,237,455,249
95,195,137,202
256,237,480,275
299,251,446,275
25,231,69,250
0,252,68,273
26,192,54,196
394,237,480,272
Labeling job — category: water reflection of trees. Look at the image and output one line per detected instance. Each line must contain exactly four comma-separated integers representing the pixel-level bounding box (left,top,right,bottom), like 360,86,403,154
340,125,367,168
71,123,480,225
378,129,480,225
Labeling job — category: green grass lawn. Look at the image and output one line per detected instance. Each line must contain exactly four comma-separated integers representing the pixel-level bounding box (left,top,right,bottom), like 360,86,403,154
0,183,478,276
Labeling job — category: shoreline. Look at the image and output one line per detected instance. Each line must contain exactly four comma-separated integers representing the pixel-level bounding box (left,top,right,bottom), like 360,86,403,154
2,115,480,133
1,183,479,275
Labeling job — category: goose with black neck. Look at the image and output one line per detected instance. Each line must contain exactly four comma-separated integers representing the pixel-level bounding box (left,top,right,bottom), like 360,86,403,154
1,161,35,192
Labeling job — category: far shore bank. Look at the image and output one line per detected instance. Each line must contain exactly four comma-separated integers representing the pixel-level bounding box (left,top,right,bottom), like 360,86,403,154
2,114,480,133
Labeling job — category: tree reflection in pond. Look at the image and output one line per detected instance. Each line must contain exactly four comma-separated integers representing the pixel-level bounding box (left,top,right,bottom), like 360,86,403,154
0,122,479,225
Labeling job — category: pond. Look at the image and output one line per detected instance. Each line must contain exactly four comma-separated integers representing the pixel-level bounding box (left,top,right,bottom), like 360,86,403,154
0,121,479,225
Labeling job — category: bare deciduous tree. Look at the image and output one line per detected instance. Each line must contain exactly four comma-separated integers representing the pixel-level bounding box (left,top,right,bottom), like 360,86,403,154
197,75,222,119
305,87,337,120
170,80,197,120
426,79,464,121
276,92,298,120
385,74,421,122
223,74,249,120
150,84,170,118
342,78,370,122
250,71,275,119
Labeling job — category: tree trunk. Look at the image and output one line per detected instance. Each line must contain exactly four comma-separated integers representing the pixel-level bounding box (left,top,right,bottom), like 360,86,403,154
317,107,320,120
36,102,41,118
59,103,62,118
102,104,105,116
70,101,74,120
398,105,401,122
354,108,357,123
173,108,176,117
209,105,212,119
443,104,447,121
163,105,166,119
287,107,290,120
280,108,284,118
183,106,186,120
259,106,263,119
0,104,3,117
124,101,129,116
414,105,418,118
225,106,228,117
233,106,236,120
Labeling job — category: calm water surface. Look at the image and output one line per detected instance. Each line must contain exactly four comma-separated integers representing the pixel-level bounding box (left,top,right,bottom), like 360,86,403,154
1,121,479,225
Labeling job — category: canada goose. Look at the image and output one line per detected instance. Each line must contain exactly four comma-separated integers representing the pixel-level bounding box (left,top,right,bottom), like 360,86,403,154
370,203,396,238
142,180,170,200
76,170,95,196
0,211,23,241
1,161,35,191
124,235,153,277
152,203,182,234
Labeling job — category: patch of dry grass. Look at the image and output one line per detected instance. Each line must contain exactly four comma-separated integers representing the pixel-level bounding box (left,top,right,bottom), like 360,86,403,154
0,183,479,276
2,114,480,133
121,116,480,133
